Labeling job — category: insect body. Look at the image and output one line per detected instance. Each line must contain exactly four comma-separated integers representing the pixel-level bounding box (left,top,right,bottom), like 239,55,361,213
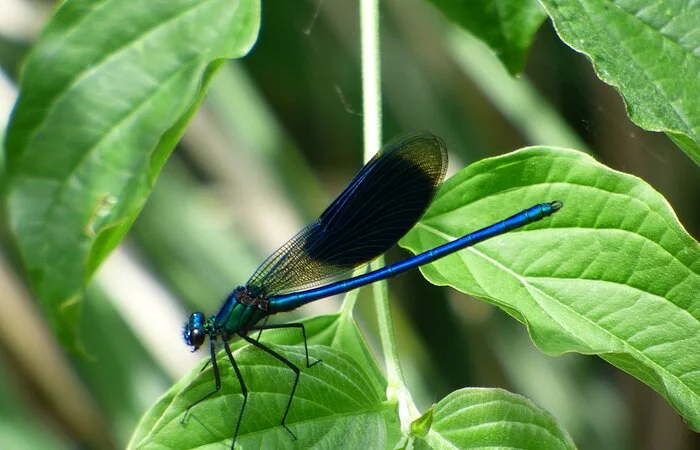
182,132,562,447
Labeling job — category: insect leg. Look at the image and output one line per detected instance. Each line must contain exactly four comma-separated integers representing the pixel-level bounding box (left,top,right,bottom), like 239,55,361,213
246,322,321,368
254,316,269,342
240,334,302,440
223,341,247,449
181,340,221,424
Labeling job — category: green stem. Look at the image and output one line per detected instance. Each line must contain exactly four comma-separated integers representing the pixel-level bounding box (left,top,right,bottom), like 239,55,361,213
359,0,418,434
361,0,382,159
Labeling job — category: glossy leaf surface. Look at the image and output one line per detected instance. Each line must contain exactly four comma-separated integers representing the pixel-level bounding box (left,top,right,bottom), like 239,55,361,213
540,0,700,165
4,0,260,347
415,388,576,449
425,0,546,74
401,147,700,431
129,314,399,449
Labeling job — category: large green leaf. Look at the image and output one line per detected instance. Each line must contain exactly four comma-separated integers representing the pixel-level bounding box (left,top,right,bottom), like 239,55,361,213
128,314,400,449
414,388,576,449
540,0,700,165
425,0,546,74
401,147,700,431
3,0,260,348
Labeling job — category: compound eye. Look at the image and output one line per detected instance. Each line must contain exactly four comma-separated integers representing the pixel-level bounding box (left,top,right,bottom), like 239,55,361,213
188,327,205,350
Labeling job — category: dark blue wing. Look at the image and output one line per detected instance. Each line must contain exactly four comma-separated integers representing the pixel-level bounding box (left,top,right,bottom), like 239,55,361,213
245,132,448,298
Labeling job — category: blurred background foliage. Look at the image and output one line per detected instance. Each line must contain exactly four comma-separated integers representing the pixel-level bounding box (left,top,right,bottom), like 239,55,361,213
0,0,698,449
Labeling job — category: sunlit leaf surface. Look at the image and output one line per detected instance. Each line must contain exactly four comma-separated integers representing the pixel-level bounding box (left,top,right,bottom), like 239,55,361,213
425,0,546,74
4,0,260,347
401,147,700,431
129,314,400,449
417,388,576,449
540,0,700,164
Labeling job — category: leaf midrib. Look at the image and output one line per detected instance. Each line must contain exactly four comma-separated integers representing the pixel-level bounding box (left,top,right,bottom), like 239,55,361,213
143,346,389,444
22,0,219,160
421,224,700,404
416,221,699,295
34,58,205,280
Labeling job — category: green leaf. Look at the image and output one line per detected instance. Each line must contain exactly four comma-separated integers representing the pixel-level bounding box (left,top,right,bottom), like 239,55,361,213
401,147,700,431
539,0,700,165
129,314,400,449
424,0,546,74
417,388,576,449
409,404,434,438
3,0,260,348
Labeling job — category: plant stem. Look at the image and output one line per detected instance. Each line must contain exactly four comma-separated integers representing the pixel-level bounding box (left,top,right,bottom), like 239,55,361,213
361,0,381,160
359,0,418,434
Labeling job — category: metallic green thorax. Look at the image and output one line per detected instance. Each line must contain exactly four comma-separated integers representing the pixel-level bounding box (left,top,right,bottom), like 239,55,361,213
183,287,269,350
213,286,268,336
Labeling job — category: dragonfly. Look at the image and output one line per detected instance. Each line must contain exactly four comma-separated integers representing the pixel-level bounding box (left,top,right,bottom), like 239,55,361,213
181,132,562,447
